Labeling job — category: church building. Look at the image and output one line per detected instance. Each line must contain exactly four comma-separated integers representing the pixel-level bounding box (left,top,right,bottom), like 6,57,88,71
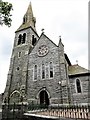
3,3,89,106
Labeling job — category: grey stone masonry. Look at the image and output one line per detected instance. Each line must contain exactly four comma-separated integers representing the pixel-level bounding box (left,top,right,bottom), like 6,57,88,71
27,33,70,105
4,27,39,103
69,74,89,105
3,3,89,106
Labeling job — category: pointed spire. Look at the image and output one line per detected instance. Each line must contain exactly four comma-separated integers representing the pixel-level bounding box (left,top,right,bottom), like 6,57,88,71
59,36,61,42
25,2,34,22
58,36,62,45
23,2,36,27
58,35,64,51
16,2,36,32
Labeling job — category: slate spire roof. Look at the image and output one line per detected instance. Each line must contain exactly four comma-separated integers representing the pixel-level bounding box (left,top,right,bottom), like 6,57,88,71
16,2,36,32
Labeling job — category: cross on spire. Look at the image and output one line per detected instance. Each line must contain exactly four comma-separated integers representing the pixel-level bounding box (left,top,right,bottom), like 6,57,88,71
41,28,45,33
59,36,61,42
76,60,78,65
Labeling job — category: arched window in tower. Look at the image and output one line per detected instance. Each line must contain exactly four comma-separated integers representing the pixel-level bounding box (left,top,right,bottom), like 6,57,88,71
50,62,53,78
34,38,37,44
34,65,37,80
22,33,26,44
42,64,45,79
23,17,25,24
18,34,22,45
32,35,37,46
23,15,27,24
76,79,81,93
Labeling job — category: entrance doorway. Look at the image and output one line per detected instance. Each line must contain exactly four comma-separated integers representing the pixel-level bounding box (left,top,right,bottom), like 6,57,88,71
39,90,49,106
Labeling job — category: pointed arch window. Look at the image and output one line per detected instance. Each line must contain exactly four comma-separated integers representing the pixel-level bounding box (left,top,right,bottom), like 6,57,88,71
18,34,22,45
18,52,21,58
22,33,26,44
50,62,53,78
23,16,25,24
32,35,37,46
34,38,37,44
76,79,81,93
34,65,37,80
42,64,45,79
23,15,27,24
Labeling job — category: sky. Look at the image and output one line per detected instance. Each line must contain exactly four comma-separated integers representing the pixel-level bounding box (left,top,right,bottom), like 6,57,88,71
0,0,89,93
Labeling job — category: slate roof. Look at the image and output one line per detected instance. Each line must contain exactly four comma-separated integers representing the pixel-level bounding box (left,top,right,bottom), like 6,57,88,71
16,21,35,32
16,2,36,32
68,64,88,75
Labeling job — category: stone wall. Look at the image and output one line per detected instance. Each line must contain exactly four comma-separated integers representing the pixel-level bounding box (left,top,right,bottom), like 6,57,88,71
69,74,89,104
4,27,39,103
27,34,69,105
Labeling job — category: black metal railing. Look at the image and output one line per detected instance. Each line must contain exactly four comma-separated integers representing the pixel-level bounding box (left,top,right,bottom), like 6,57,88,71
2,103,90,120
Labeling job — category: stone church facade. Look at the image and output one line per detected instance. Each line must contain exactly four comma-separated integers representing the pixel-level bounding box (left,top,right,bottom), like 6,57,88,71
3,3,89,106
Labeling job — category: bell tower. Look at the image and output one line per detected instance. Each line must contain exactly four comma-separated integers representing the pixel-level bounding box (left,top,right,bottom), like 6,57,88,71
4,2,39,103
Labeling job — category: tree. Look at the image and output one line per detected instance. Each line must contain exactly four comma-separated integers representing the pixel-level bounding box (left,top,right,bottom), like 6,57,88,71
0,0,13,27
